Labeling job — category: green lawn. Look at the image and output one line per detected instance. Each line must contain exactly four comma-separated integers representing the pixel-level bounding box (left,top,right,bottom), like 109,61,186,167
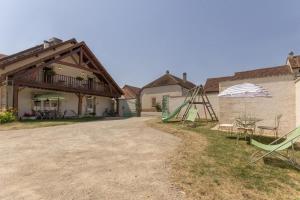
148,119,300,200
0,117,105,131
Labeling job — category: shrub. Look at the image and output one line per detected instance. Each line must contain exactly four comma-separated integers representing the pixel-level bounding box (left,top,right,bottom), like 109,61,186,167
155,103,162,112
45,69,56,76
0,111,16,124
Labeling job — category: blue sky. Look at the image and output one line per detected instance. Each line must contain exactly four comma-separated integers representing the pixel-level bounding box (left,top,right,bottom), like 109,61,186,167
1,0,300,87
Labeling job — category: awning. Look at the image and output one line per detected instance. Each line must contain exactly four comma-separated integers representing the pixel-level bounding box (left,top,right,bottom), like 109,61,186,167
32,93,65,101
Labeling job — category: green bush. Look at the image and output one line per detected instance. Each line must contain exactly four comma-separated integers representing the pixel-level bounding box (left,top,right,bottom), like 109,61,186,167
155,103,162,112
0,111,16,124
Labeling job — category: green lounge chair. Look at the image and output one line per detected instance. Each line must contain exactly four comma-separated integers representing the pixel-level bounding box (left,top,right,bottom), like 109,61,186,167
249,127,300,169
186,107,198,122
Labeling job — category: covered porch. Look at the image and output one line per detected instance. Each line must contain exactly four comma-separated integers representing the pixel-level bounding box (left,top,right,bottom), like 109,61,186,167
1,87,115,119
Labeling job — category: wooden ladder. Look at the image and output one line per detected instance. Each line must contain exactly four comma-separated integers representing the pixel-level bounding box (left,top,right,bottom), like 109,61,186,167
200,85,218,121
182,86,200,121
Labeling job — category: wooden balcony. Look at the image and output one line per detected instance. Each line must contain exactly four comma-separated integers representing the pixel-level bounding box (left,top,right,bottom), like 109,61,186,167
16,72,112,97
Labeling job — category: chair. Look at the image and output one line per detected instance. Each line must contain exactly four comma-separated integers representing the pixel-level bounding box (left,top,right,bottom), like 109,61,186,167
235,117,257,143
257,114,282,138
249,127,300,169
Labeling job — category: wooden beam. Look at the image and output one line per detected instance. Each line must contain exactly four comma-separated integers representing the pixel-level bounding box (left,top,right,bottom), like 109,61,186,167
71,54,78,64
13,48,81,79
55,60,101,75
4,43,83,77
81,44,123,96
77,94,83,116
13,84,19,116
115,98,119,116
82,50,118,95
82,51,98,70
14,80,114,97
0,38,77,69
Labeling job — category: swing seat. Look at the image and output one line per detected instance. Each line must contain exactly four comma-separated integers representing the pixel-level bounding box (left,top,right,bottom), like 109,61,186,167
186,107,198,122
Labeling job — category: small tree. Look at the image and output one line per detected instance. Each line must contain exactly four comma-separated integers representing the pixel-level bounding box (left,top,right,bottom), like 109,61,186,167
135,94,141,117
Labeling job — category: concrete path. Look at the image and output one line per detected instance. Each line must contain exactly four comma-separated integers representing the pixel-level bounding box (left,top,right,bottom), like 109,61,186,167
0,117,183,200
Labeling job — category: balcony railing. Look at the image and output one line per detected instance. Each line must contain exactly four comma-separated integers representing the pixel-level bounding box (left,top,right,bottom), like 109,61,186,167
18,71,110,95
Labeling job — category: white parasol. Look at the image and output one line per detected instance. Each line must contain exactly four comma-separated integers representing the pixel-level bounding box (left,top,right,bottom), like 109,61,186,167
218,83,271,98
218,83,271,121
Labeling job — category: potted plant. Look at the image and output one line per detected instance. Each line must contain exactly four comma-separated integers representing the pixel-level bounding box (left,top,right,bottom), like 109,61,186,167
76,76,84,81
45,69,56,76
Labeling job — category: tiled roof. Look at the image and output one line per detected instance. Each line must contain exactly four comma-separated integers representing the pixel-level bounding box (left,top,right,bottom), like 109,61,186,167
143,73,196,89
204,65,293,93
0,38,124,96
0,38,77,68
204,76,233,93
122,85,141,99
0,54,7,59
232,65,292,80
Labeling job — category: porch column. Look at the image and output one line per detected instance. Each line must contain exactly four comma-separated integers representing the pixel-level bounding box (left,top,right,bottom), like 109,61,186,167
13,84,19,116
115,98,119,116
77,93,83,116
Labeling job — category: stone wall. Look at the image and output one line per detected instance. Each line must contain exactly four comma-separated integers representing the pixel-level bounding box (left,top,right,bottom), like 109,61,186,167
219,75,295,135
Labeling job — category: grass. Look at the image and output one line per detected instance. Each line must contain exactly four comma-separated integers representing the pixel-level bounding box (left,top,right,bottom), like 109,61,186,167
0,117,106,131
147,119,300,200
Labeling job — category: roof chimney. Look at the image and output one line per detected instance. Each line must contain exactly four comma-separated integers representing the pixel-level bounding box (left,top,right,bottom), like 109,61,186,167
44,37,63,49
183,72,187,82
166,70,170,74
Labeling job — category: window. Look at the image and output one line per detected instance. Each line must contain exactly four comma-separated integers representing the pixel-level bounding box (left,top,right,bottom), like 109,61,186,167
33,101,41,111
43,100,58,111
86,96,95,113
151,97,156,107
33,99,58,111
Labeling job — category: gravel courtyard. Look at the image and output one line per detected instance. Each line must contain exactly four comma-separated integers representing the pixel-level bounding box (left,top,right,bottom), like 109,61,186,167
0,117,183,200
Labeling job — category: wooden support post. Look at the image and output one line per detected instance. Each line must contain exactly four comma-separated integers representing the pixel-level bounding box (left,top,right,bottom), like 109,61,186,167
115,98,119,116
79,47,83,65
77,93,83,116
13,84,19,116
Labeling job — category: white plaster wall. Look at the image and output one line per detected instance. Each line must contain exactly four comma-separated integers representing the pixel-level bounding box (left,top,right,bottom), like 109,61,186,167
18,88,33,117
95,96,112,116
295,79,300,127
52,63,96,80
140,85,183,111
17,88,79,117
59,92,78,116
219,75,295,135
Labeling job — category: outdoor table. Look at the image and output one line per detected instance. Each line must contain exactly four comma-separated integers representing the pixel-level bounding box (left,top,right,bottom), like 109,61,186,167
235,116,262,143
218,123,234,135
